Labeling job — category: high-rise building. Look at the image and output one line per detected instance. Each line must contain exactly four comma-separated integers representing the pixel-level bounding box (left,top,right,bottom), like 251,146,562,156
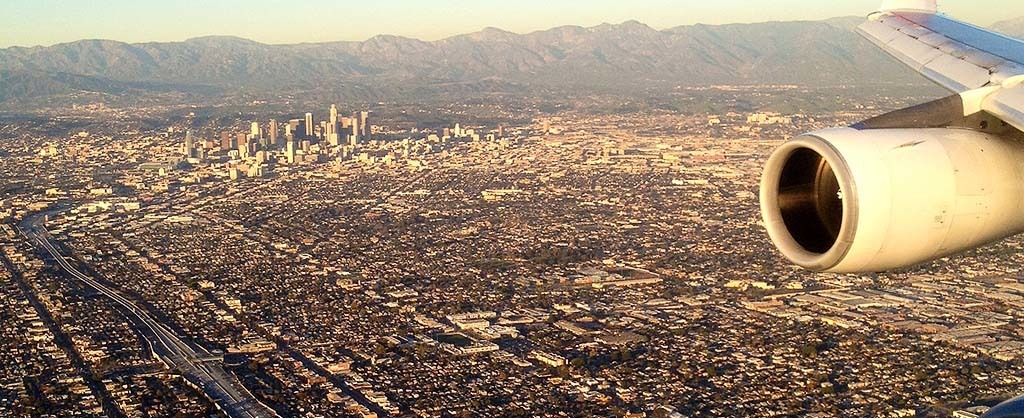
250,122,260,138
327,106,340,145
497,125,505,138
360,111,369,138
269,119,278,147
220,132,233,150
184,130,194,158
329,104,339,133
350,112,360,145
286,138,297,164
304,113,314,139
238,140,249,159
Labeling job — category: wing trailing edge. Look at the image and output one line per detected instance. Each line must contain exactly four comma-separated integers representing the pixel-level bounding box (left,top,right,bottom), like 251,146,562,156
857,7,1024,132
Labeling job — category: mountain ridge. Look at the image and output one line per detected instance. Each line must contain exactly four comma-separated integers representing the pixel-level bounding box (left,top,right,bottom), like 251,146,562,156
0,17,942,102
992,17,1024,39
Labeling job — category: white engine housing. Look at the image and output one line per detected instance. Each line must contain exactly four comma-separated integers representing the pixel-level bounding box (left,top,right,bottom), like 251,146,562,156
760,127,1024,273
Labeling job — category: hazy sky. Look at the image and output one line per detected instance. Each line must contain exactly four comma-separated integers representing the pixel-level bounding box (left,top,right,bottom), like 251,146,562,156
1,0,1021,48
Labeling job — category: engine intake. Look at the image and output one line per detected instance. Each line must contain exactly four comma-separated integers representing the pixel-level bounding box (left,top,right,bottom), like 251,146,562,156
761,127,1024,273
776,147,844,255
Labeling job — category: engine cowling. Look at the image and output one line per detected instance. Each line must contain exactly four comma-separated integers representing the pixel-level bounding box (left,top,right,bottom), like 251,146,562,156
760,127,1024,273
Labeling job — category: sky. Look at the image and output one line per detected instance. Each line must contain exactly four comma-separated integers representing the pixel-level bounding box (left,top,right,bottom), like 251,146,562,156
1,0,1022,48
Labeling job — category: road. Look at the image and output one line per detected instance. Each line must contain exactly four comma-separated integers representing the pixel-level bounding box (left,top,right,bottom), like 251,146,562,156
19,213,280,418
0,252,126,418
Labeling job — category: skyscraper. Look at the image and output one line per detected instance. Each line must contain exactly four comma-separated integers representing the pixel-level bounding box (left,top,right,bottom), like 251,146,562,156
305,113,314,139
184,130,194,159
238,139,249,159
360,111,369,138
330,105,339,132
286,140,297,164
250,122,261,138
269,119,278,147
220,132,233,150
351,112,361,144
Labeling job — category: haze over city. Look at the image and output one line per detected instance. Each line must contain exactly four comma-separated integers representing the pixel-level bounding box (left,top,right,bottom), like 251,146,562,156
5,1,1024,418
1,0,1022,47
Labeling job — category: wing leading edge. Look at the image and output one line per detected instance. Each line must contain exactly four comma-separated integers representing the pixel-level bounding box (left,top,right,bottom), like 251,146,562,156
857,3,1024,132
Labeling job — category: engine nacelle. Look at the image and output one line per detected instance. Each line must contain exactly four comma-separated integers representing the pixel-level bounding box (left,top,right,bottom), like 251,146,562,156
760,127,1024,273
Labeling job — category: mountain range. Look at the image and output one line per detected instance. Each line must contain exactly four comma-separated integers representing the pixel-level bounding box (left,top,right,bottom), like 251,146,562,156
1,16,1021,102
992,17,1024,39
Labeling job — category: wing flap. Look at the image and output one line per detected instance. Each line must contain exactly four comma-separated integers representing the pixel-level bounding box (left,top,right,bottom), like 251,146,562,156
858,6,1024,131
983,87,1024,132
857,14,1000,91
859,20,902,43
918,32,952,48
993,63,1024,85
859,11,1024,92
922,55,992,92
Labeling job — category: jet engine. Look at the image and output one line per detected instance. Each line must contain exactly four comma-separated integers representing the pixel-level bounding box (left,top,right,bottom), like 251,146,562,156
760,126,1024,273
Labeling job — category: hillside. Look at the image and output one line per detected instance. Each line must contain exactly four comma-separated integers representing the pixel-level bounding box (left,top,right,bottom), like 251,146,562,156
0,17,926,101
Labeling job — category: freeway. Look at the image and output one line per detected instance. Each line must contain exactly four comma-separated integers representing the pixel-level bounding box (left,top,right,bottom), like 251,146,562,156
19,213,280,418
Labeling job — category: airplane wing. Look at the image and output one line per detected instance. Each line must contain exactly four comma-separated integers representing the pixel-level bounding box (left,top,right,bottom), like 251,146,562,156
856,0,1024,132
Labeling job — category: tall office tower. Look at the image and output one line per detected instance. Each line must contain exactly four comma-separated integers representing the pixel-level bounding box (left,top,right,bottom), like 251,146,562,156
269,119,278,147
497,125,504,138
350,112,361,143
454,123,463,138
251,122,261,138
329,104,339,133
327,111,339,145
286,140,297,164
184,130,194,158
341,116,352,129
360,111,369,138
220,132,233,150
238,140,249,159
236,133,247,150
304,113,314,139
